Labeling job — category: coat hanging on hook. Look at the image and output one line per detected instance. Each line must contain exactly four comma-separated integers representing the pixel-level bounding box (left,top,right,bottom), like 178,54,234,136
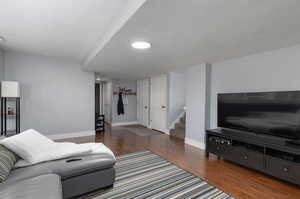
117,92,124,115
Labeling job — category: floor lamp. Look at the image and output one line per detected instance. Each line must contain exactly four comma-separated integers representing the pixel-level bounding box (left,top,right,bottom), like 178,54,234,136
1,81,20,136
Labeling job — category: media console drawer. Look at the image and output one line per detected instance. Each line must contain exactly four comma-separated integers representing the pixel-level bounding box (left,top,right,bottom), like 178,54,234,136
266,156,300,185
207,139,264,171
224,146,264,171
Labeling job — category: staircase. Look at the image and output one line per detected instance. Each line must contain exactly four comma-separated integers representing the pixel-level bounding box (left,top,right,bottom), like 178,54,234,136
170,114,186,139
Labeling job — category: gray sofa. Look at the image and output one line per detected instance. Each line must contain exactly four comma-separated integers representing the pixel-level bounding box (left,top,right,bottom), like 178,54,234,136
0,153,116,199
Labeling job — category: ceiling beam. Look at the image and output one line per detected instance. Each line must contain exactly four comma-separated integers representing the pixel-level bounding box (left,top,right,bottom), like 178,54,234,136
82,0,147,67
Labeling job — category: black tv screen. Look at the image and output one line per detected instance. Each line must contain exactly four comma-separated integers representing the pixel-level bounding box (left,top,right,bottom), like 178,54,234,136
218,91,300,140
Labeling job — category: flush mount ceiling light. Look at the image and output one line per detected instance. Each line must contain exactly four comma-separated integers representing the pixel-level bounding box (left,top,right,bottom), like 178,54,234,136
131,41,151,49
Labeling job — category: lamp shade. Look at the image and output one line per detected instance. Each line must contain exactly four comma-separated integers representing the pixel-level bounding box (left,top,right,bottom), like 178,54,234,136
1,81,20,97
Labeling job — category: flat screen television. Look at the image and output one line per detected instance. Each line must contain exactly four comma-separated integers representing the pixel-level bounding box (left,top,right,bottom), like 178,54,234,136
218,91,300,140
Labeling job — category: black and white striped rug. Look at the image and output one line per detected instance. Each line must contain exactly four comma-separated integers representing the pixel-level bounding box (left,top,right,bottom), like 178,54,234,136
92,150,234,199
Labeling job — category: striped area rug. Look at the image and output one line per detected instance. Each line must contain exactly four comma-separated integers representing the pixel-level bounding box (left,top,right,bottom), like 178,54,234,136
92,150,234,199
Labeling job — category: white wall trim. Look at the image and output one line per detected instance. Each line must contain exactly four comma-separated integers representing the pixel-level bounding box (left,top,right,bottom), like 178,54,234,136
47,130,95,140
163,129,170,135
105,120,112,125
111,121,138,127
185,138,206,150
169,111,185,130
152,128,170,135
147,125,169,135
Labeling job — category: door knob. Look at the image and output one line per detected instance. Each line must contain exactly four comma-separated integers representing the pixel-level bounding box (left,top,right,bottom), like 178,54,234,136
144,106,148,109
161,106,166,108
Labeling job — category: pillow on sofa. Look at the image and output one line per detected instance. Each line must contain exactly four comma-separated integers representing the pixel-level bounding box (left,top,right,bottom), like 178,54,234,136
0,145,19,182
0,129,55,163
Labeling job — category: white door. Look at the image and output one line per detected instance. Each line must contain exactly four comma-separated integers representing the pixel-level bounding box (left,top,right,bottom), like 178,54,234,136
150,75,167,133
137,79,150,127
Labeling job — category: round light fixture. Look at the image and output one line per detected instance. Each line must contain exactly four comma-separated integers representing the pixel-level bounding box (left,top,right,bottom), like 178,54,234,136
131,41,151,49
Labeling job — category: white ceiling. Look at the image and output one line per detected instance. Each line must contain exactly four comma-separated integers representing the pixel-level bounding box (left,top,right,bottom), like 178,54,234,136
1,1,300,79
86,0,300,79
0,0,145,62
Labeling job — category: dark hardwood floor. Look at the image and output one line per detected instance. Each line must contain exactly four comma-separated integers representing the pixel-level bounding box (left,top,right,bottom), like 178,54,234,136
58,126,300,199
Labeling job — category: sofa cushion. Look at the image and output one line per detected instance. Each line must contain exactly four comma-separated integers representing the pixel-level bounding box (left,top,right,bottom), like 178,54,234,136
4,163,53,184
0,174,62,199
0,145,19,182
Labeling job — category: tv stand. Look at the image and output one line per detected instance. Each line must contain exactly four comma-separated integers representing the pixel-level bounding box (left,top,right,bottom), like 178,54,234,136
286,140,300,147
206,128,300,186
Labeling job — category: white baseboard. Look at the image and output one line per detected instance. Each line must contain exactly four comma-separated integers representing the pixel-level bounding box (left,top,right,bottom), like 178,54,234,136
162,129,170,135
111,121,138,127
153,129,169,135
169,111,185,130
184,138,206,150
47,130,95,140
144,124,169,135
105,120,111,125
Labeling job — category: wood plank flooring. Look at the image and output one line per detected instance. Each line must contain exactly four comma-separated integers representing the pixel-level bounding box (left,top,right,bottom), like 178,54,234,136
58,126,300,199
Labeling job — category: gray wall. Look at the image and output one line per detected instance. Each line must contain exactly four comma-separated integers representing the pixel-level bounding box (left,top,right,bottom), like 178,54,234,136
210,45,300,128
185,64,210,149
0,50,4,81
168,71,185,127
4,51,95,136
112,79,137,124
